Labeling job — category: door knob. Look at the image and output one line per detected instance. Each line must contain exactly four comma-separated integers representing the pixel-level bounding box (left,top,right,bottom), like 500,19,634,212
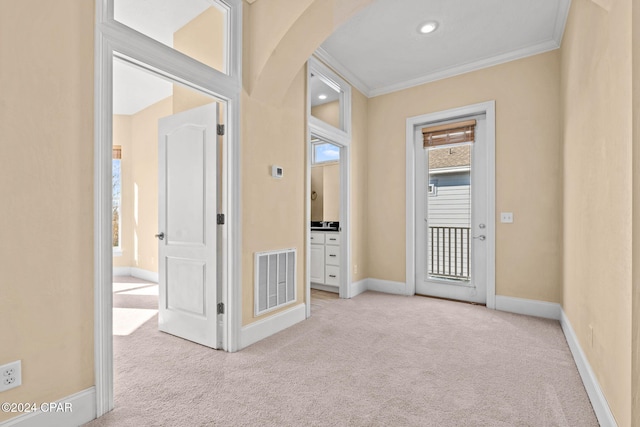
473,235,486,241
155,232,165,240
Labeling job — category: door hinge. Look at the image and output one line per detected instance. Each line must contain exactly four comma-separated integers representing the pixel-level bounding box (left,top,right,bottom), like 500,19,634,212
217,124,225,136
217,302,225,315
217,213,225,225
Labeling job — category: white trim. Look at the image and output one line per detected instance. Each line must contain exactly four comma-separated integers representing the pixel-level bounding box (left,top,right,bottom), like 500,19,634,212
369,40,560,97
494,296,561,320
349,279,368,297
406,101,496,307
312,47,371,98
112,266,130,276
112,266,159,283
95,0,243,418
553,0,572,45
130,267,159,283
238,303,306,350
94,1,113,417
111,266,158,282
366,278,407,296
0,387,96,427
307,57,352,143
560,311,618,427
311,283,340,293
306,58,352,307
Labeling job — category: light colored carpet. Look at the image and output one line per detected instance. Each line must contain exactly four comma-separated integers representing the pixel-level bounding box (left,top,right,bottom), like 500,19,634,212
87,282,598,426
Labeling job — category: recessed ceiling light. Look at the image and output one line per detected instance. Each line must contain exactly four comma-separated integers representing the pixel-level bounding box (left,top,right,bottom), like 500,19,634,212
418,21,438,34
318,94,327,100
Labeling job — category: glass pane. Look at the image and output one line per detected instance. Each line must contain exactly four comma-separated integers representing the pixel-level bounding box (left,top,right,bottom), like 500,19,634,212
314,142,340,163
310,73,342,130
426,144,472,282
114,0,227,74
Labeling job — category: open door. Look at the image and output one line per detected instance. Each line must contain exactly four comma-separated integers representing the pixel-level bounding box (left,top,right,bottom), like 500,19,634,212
157,103,219,348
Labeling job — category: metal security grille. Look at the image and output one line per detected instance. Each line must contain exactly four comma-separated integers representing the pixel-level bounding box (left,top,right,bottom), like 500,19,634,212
254,249,296,316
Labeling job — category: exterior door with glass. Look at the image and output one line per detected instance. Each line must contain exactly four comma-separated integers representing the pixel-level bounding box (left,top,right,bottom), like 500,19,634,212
415,115,488,304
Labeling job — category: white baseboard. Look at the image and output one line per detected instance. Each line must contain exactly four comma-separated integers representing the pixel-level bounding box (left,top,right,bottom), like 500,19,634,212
239,303,306,350
112,267,158,283
560,311,617,427
311,283,339,293
0,387,96,427
350,279,368,297
365,278,407,295
494,295,561,320
112,266,131,276
130,267,158,283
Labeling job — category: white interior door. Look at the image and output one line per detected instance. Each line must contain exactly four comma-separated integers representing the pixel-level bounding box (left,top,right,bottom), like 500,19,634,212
415,114,488,304
157,102,219,348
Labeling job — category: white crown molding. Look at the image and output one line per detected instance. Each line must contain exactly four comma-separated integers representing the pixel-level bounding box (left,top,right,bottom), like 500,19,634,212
369,39,560,97
315,0,571,99
553,0,573,44
313,47,371,97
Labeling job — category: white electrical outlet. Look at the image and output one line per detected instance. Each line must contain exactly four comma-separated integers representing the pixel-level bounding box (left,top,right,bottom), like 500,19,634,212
500,212,514,223
0,360,22,392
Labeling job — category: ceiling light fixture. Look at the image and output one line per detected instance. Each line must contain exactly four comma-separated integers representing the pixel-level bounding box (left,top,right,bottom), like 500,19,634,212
318,94,327,100
418,21,438,34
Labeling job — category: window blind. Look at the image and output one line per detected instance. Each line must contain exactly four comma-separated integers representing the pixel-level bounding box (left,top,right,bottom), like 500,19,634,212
113,145,122,159
422,119,476,147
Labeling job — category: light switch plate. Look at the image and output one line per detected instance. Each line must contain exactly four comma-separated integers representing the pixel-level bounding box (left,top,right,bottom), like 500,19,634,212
500,212,513,223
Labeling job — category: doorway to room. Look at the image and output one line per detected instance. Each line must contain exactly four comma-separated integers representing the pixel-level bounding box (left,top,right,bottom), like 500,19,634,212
406,102,496,307
309,137,343,308
96,0,242,416
111,56,225,346
306,57,352,316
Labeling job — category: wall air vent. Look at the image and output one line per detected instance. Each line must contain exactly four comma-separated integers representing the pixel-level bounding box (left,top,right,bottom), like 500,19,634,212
254,248,296,316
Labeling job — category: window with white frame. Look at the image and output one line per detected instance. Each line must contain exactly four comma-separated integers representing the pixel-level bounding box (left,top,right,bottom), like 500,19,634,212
312,142,340,164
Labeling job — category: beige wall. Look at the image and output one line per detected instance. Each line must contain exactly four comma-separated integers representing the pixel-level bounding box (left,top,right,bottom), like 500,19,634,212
311,100,340,129
173,6,225,73
322,163,340,221
311,166,324,221
561,0,633,425
241,68,307,326
0,0,94,423
367,51,563,303
350,88,369,282
113,115,134,268
310,163,340,221
633,0,640,423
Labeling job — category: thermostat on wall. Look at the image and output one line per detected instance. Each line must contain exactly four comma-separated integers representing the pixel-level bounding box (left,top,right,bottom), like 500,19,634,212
272,165,283,178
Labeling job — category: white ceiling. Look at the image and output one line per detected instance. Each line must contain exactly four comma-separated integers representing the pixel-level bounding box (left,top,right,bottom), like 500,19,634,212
318,0,571,97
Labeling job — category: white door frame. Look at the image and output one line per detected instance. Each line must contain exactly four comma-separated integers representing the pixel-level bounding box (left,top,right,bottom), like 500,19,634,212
94,0,242,417
405,101,496,308
305,57,352,317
